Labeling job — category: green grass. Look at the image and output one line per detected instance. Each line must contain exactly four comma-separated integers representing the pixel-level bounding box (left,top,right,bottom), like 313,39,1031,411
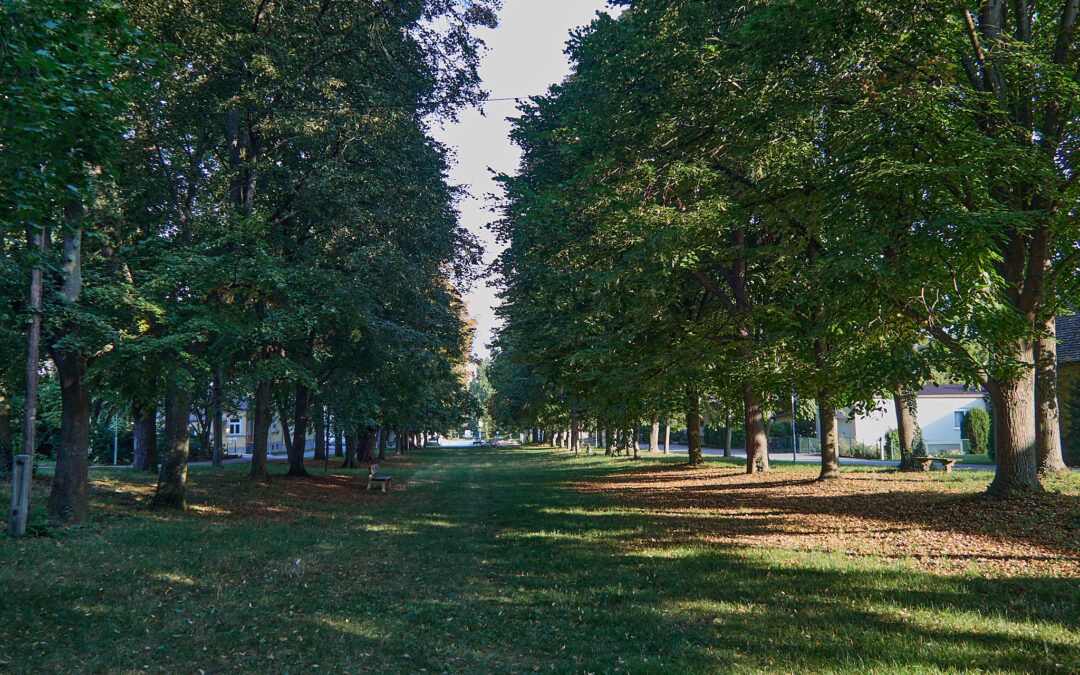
2,448,1079,673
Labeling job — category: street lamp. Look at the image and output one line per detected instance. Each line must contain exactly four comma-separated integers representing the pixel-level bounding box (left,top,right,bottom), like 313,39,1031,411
791,392,797,463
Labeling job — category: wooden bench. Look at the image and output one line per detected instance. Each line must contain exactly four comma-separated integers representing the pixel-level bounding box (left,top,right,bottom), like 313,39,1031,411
366,463,393,492
915,457,957,473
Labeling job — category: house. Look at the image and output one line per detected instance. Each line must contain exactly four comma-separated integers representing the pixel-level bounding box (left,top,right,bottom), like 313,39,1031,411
1057,314,1080,464
839,384,989,453
222,403,316,456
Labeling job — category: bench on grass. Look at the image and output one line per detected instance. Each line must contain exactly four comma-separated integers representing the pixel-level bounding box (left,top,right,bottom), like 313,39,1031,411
366,463,393,492
915,456,957,473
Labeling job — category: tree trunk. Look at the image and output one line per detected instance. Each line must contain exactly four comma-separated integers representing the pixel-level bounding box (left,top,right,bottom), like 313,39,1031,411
818,398,841,480
396,429,404,456
313,404,326,461
198,409,211,460
0,387,10,478
649,413,659,453
46,349,90,522
249,380,275,481
1036,315,1067,472
11,223,45,533
278,405,293,457
150,382,194,509
132,402,158,471
631,425,639,459
360,430,376,464
743,383,769,473
343,433,360,468
687,399,703,467
333,423,343,458
571,407,579,457
211,368,223,468
987,360,1042,497
288,383,310,477
723,411,732,458
664,424,670,454
893,389,920,470
378,426,388,460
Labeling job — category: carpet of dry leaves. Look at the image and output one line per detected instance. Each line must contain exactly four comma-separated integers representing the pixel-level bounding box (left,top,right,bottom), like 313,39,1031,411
576,463,1080,577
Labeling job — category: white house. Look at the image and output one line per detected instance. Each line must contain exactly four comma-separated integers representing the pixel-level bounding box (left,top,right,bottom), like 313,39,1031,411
839,384,988,453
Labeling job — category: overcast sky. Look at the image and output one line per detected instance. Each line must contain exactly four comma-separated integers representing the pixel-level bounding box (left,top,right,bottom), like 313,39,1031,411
431,0,618,360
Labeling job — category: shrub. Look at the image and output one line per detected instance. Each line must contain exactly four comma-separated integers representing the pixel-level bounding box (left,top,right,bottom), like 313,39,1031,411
911,428,927,458
962,407,990,454
884,429,898,461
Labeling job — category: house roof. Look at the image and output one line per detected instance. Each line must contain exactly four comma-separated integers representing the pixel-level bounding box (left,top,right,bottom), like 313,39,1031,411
1058,314,1080,364
916,383,985,398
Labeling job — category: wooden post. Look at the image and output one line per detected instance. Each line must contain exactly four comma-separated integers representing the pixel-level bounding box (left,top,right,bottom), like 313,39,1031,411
9,454,32,536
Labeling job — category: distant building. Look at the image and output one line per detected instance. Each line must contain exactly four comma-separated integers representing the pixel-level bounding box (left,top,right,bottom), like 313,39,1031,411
839,384,988,453
1058,314,1080,464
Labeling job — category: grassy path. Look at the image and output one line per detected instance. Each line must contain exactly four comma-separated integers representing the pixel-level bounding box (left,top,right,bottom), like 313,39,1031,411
2,447,1079,673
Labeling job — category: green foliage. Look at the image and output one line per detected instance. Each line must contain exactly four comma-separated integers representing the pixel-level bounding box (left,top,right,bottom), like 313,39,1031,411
962,408,991,455
884,429,899,461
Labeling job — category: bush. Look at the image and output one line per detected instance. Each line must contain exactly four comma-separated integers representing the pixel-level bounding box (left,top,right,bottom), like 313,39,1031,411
840,441,880,460
911,428,927,458
884,429,898,461
962,407,990,454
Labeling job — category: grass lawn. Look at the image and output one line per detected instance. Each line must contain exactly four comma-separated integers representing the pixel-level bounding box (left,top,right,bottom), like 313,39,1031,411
2,448,1080,673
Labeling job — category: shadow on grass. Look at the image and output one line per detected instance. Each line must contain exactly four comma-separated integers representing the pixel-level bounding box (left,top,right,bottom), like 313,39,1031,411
2,446,1078,673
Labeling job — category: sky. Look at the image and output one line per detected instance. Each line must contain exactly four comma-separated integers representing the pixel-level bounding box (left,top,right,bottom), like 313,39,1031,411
431,0,618,361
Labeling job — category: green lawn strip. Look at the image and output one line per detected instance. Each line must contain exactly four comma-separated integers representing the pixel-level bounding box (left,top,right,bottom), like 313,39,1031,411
2,448,1078,673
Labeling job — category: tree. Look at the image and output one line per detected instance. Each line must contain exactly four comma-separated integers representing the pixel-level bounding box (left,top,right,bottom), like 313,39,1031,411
963,407,992,456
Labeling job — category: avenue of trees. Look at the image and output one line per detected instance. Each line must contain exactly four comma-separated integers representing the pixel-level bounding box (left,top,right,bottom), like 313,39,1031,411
489,0,1080,497
3,0,498,523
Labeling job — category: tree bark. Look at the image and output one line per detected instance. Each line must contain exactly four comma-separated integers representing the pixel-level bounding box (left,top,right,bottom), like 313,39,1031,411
630,424,639,459
1036,315,1067,472
743,382,769,473
687,399,703,467
893,390,919,470
378,426,388,460
723,411,732,458
396,429,405,456
46,349,90,522
571,407,579,457
649,413,660,453
249,380,275,481
343,433,360,468
818,398,841,480
360,430,376,464
212,369,224,468
288,382,310,477
333,423,343,458
987,357,1042,496
0,386,10,477
17,224,46,492
150,382,194,509
132,402,158,471
605,427,614,456
664,424,670,454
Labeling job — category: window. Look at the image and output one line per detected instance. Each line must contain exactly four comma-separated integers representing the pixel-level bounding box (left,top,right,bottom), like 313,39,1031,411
228,418,241,435
954,411,965,430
